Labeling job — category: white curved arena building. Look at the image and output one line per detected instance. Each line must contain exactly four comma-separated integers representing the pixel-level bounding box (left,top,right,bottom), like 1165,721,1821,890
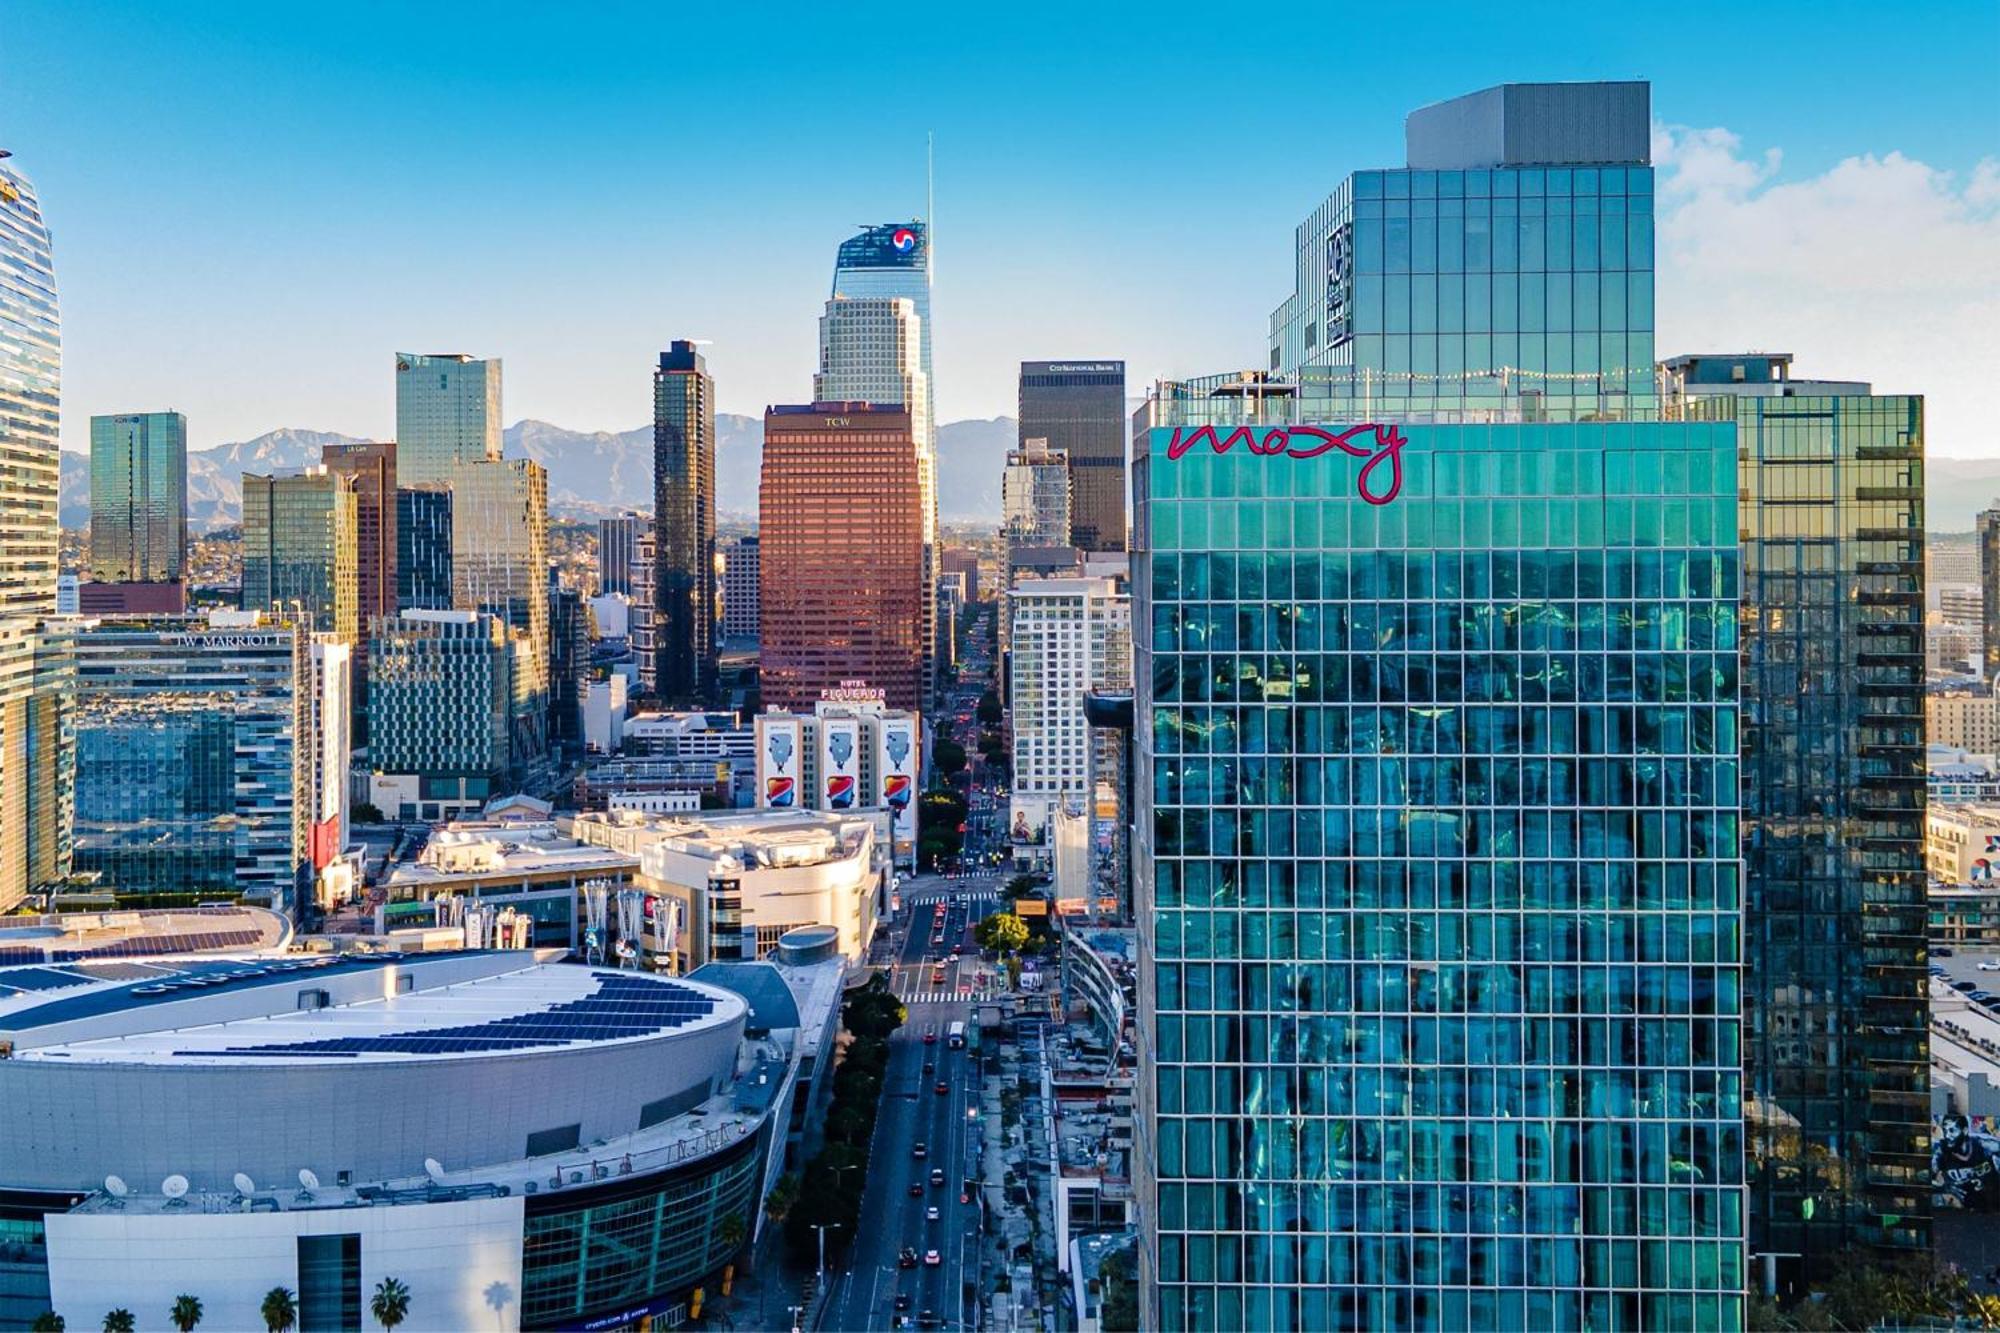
0,949,798,1331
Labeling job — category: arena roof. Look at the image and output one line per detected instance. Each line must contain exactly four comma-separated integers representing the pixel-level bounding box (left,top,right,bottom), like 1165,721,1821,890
0,951,744,1066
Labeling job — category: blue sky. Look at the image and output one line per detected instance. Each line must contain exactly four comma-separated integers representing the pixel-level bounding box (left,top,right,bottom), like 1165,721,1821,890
8,1,1998,455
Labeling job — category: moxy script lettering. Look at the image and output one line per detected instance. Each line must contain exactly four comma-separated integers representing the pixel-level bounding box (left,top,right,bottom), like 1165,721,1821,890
1164,423,1407,505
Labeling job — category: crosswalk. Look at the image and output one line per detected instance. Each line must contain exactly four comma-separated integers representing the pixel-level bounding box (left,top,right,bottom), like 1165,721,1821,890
902,889,998,908
898,989,1001,1005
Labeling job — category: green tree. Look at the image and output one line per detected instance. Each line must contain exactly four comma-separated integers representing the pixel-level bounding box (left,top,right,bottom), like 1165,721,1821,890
977,690,1002,726
170,1294,205,1331
974,911,1029,955
260,1287,297,1333
1099,1250,1139,1333
351,801,385,824
716,1212,747,1256
30,1314,64,1333
369,1277,410,1332
932,735,967,776
764,1172,801,1224
101,1314,135,1333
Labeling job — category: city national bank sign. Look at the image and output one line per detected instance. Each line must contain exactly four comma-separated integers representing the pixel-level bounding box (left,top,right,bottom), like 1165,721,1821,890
1163,423,1407,505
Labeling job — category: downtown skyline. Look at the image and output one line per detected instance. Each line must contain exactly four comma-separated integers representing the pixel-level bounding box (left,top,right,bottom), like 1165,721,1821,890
5,2,1996,461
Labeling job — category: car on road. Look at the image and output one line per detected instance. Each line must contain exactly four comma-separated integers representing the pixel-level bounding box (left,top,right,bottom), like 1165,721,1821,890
923,1060,934,1073
930,1167,946,1186
923,1029,937,1045
926,1205,941,1221
895,1293,912,1313
913,1141,927,1158
935,1080,950,1095
924,1249,941,1266
1981,961,2000,972
899,1247,919,1269
909,1182,923,1197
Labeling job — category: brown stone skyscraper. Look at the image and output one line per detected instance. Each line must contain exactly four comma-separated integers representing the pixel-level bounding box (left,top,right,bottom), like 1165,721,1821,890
759,403,925,711
322,440,396,737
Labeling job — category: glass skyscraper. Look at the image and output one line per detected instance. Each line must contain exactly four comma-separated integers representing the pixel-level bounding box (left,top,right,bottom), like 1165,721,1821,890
1019,360,1128,551
240,468,359,641
832,221,932,407
1134,82,1754,1331
653,340,717,707
0,151,61,910
88,411,187,585
1136,416,1746,1331
394,352,501,486
1662,352,1930,1282
396,485,453,611
451,457,550,766
1267,82,1654,425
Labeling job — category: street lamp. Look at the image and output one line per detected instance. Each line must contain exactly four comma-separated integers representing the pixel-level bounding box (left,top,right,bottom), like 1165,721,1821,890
812,1221,843,1282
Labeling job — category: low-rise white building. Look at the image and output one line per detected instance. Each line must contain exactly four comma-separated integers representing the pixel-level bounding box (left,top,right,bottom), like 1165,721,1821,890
571,808,884,973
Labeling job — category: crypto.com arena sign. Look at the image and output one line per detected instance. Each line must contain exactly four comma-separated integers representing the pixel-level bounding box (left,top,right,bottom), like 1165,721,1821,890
1163,423,1407,506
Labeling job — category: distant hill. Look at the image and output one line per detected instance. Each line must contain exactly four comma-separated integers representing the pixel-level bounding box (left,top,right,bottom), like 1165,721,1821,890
1925,458,2000,533
60,415,1024,529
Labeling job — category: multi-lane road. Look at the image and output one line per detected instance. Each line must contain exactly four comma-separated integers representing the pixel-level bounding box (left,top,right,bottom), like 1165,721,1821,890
823,875,998,1331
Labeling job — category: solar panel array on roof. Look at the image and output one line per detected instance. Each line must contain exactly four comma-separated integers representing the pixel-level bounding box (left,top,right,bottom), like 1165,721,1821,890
50,928,263,960
177,975,721,1058
0,967,93,995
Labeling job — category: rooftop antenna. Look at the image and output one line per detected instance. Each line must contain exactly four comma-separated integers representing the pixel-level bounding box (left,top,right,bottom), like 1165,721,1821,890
162,1174,190,1207
424,1157,446,1185
104,1175,129,1205
297,1167,320,1200
233,1172,257,1198
926,130,935,282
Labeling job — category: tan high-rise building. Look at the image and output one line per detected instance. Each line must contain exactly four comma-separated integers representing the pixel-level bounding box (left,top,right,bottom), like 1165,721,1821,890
759,404,925,712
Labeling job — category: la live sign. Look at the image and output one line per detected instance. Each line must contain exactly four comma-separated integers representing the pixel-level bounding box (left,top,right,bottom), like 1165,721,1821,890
1162,422,1407,505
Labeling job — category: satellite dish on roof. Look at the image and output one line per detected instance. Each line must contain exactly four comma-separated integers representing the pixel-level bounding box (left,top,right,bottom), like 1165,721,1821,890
298,1168,321,1192
233,1172,256,1197
162,1174,189,1200
104,1175,129,1199
423,1157,446,1184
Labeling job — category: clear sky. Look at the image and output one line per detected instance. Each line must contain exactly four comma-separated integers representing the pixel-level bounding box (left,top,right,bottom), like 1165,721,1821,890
7,1,1997,456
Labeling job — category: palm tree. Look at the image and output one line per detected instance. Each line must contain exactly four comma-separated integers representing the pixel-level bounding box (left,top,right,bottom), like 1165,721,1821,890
29,1315,63,1333
717,1212,747,1256
370,1277,411,1331
260,1287,297,1333
170,1294,204,1331
101,1313,135,1333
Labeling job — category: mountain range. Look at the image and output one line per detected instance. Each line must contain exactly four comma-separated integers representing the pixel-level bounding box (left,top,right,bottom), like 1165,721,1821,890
58,415,1021,531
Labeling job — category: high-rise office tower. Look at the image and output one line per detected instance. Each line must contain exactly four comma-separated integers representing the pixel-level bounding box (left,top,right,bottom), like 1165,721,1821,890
832,222,932,399
396,486,453,611
0,150,61,910
1267,81,1655,422
830,224,940,699
631,529,657,696
721,536,760,641
759,405,926,711
394,352,501,486
451,457,549,765
1003,437,1072,547
366,609,514,821
88,411,187,585
1019,361,1127,551
1006,577,1130,866
321,440,396,738
816,296,937,698
1662,352,1930,1279
1978,505,2000,682
70,616,343,913
653,341,717,708
1135,83,1748,1331
548,578,590,750
597,514,645,597
241,468,359,642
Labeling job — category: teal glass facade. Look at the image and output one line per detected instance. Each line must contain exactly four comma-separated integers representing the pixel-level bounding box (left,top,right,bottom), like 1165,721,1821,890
1134,419,1746,1331
88,411,187,584
520,1133,760,1329
1269,165,1654,423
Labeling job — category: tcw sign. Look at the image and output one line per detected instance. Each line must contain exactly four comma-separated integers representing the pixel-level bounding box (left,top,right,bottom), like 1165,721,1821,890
1164,423,1407,506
